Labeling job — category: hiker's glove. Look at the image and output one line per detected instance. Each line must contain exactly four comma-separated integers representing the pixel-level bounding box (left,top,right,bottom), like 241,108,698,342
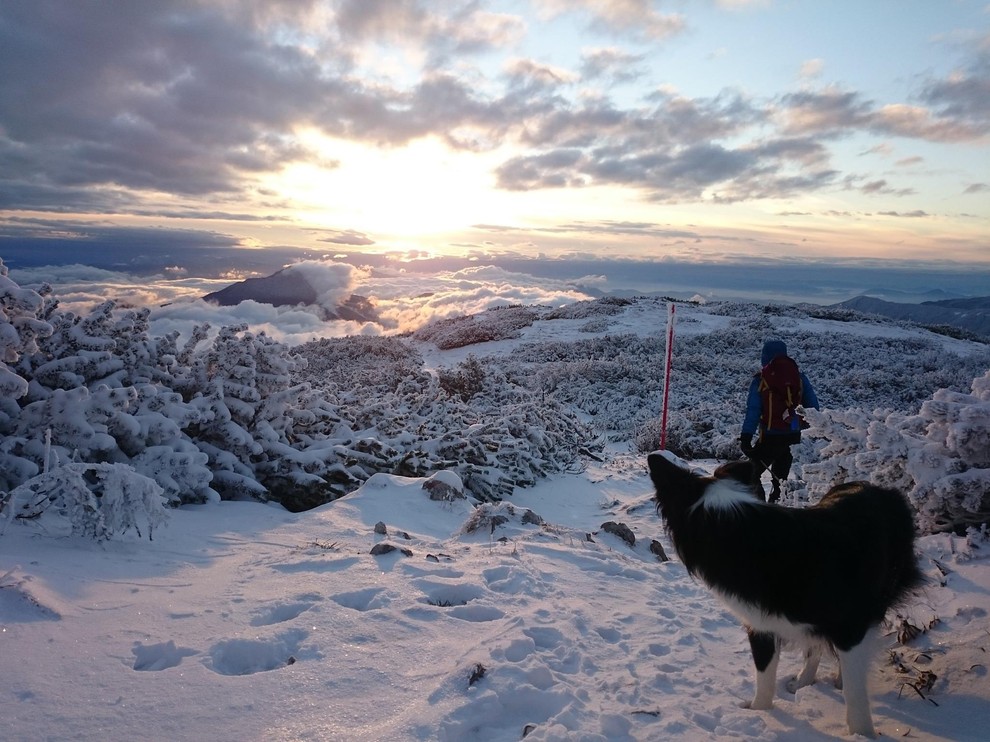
739,434,754,457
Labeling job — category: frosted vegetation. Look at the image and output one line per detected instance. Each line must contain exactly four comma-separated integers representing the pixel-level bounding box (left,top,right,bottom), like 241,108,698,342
1,259,988,539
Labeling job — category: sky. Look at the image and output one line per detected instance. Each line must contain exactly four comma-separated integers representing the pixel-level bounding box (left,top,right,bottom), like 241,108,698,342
1,0,989,287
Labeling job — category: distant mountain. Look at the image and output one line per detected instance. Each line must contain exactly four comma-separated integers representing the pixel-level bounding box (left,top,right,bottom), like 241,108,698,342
833,295,990,339
203,267,380,324
856,287,965,303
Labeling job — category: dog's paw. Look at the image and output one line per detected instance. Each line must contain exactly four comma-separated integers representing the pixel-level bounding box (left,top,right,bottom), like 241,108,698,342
786,675,816,694
741,699,774,711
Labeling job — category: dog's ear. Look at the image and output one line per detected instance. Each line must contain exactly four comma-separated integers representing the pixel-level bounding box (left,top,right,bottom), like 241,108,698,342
647,451,696,497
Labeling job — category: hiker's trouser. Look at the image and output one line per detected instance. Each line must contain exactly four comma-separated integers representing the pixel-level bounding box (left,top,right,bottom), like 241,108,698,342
750,433,798,502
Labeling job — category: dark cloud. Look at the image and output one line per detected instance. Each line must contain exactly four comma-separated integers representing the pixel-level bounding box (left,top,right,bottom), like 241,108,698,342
843,176,915,198
314,229,376,246
778,88,874,136
877,210,929,218
579,48,645,84
0,1,329,201
778,75,989,144
917,36,990,132
0,1,533,211
497,132,837,203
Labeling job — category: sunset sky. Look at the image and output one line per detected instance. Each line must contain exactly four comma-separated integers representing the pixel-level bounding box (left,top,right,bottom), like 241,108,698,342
1,1,988,276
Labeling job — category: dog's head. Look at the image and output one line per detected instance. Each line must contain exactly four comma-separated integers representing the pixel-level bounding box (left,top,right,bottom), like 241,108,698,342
649,453,762,524
647,451,705,522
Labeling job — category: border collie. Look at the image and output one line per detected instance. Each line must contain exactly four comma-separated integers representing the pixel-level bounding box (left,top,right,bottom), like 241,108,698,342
648,451,923,738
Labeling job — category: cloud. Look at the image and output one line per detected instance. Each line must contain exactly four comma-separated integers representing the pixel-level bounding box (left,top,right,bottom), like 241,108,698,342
335,0,525,59
496,133,836,203
493,88,826,201
580,48,645,83
844,176,915,197
535,0,686,40
876,210,929,218
799,59,825,81
505,58,577,88
1,0,986,221
314,229,376,246
0,2,533,212
860,143,894,157
777,87,874,135
8,263,229,315
778,84,988,143
150,261,596,342
360,264,593,333
283,259,364,308
715,0,771,8
10,255,593,344
870,103,985,142
917,34,990,132
152,297,376,347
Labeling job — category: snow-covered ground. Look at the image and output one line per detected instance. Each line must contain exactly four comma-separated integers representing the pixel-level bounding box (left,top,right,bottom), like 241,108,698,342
2,452,988,741
2,266,989,741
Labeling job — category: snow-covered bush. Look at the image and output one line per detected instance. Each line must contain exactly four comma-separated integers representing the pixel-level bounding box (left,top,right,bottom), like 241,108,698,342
294,336,599,503
176,324,339,506
412,305,538,349
6,462,169,540
803,370,990,534
498,299,989,458
437,355,487,401
0,259,54,488
1,265,987,526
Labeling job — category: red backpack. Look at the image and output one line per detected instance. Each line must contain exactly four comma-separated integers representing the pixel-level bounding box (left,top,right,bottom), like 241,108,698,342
759,355,804,432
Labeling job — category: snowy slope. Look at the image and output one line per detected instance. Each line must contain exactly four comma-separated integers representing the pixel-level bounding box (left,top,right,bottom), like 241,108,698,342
2,456,988,742
2,292,990,741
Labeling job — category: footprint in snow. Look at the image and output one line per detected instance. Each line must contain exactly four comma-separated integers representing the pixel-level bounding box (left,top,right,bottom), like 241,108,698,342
413,579,485,607
330,586,392,612
249,599,318,627
205,628,310,676
132,640,198,671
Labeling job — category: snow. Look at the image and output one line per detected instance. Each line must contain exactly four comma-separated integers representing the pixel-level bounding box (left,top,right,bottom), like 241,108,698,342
3,263,990,740
2,456,989,741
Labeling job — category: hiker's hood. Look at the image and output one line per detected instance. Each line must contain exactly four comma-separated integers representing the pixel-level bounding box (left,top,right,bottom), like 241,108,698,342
761,339,787,366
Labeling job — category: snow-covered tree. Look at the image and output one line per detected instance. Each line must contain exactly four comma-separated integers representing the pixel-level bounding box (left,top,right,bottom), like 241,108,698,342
5,462,169,541
803,370,990,534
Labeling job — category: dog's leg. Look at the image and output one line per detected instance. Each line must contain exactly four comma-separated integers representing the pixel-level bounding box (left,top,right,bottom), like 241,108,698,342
744,630,780,710
786,643,821,693
836,631,878,739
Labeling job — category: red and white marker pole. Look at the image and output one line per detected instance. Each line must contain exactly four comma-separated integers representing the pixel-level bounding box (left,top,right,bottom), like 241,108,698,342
659,302,676,450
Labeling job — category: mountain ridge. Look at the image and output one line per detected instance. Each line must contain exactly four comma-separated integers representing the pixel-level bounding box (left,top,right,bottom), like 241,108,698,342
832,294,990,339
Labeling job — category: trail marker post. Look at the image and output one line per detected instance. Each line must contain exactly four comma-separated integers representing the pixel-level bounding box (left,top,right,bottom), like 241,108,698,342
659,302,676,450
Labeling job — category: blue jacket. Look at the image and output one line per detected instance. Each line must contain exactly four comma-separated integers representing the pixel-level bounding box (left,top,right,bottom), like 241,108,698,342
742,340,819,437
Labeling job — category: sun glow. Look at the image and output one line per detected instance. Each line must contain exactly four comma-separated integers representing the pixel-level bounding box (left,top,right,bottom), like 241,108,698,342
272,132,517,238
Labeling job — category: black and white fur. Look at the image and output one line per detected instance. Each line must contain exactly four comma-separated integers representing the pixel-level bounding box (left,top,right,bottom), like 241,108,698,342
648,451,923,738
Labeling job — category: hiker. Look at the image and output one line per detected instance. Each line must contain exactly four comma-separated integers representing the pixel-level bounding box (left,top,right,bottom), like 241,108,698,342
739,339,819,503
